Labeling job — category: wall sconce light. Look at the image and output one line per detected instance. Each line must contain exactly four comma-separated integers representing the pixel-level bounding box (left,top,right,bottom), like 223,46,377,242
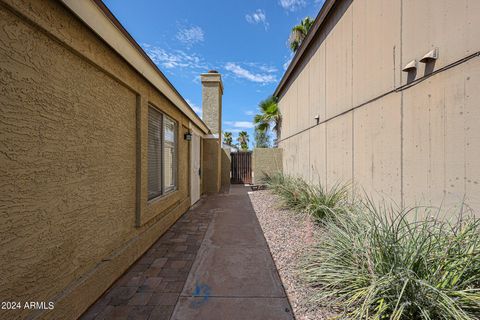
184,132,192,141
402,59,417,72
420,48,439,63
314,114,320,125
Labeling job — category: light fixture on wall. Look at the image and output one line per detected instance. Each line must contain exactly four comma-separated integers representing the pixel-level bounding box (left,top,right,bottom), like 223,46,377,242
184,132,192,141
402,59,417,72
420,48,439,63
314,114,320,125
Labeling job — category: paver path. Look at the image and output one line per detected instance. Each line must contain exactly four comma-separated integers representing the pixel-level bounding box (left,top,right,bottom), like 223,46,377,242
81,185,293,320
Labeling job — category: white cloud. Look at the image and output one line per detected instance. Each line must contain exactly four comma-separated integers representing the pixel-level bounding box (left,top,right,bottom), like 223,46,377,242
279,0,306,11
192,75,201,84
234,121,254,128
224,121,255,129
244,62,278,73
224,62,277,84
142,44,207,72
176,25,204,46
223,128,243,133
258,65,278,73
283,55,293,70
245,110,255,116
185,99,202,116
245,9,269,30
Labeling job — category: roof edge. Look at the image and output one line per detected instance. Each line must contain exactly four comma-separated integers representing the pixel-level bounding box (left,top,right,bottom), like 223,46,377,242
60,0,210,134
273,0,337,99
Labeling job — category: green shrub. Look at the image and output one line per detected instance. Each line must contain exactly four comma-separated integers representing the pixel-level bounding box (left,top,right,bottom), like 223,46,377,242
305,181,351,222
262,172,350,222
301,202,480,319
261,172,285,193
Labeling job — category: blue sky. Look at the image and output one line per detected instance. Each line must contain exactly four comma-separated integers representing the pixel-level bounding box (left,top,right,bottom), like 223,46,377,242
104,0,324,148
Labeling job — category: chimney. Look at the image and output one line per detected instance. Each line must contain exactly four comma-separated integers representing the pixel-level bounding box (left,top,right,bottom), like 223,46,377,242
201,70,223,137
201,70,224,194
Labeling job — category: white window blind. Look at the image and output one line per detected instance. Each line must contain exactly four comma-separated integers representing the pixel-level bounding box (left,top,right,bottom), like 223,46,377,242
163,116,177,193
148,107,162,200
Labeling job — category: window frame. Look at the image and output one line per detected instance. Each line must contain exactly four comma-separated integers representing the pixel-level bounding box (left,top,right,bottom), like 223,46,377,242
147,105,178,201
162,114,178,195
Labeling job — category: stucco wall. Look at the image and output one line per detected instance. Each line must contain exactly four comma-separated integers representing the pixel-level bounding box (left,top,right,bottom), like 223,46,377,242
202,138,221,194
221,148,231,192
0,1,202,319
278,0,480,214
201,74,223,136
252,148,283,185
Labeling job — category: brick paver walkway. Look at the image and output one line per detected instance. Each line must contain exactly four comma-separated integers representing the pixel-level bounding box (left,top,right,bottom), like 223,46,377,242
81,186,292,320
80,203,211,320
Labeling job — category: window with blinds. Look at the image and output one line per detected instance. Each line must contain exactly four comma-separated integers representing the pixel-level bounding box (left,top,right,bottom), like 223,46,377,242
147,106,178,200
163,115,177,193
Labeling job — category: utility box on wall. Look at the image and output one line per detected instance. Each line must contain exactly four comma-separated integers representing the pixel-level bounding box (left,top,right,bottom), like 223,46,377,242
252,148,283,185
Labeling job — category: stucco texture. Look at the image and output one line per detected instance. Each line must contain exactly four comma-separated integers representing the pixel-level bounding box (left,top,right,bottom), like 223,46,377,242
277,0,480,215
252,148,283,185
202,138,221,194
201,77,223,136
221,148,231,192
0,0,200,319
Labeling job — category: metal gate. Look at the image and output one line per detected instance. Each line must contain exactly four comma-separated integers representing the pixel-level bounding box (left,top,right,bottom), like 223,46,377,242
230,151,252,184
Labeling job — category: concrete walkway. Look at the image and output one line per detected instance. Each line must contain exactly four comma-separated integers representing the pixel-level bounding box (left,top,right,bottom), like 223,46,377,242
81,185,293,320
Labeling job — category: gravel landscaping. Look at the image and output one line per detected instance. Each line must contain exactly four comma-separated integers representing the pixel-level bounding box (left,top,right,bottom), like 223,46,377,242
249,190,337,320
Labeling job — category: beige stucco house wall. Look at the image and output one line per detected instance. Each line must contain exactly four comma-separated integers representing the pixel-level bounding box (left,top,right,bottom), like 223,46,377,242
0,0,216,319
276,0,480,214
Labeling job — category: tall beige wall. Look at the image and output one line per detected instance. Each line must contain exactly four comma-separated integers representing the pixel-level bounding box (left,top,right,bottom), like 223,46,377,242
278,0,480,214
0,1,204,319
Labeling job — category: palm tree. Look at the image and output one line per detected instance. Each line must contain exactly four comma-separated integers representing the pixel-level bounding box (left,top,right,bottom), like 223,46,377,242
223,131,233,145
237,131,249,151
254,127,270,148
289,17,314,52
253,96,281,145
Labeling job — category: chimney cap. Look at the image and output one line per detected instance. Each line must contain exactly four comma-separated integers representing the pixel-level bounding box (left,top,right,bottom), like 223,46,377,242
201,71,223,93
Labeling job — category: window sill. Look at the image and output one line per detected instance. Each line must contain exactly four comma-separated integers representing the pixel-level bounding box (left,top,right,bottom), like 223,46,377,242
147,188,178,205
